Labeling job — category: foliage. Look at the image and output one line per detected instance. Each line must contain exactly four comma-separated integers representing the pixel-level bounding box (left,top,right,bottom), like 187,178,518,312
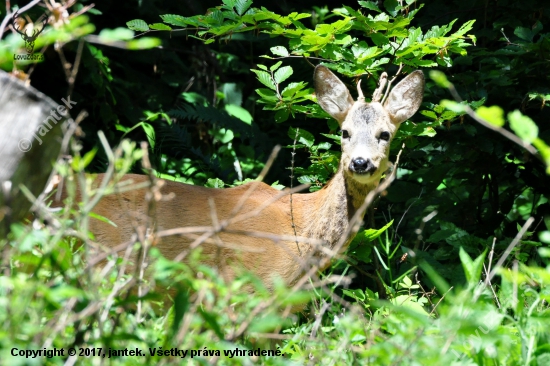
0,0,549,365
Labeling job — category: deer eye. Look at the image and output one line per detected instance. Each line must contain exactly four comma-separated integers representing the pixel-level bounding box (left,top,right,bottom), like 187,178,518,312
342,130,350,139
379,131,390,141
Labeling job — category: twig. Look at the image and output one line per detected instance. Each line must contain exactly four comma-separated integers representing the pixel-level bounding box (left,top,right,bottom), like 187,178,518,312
446,83,540,159
473,217,534,302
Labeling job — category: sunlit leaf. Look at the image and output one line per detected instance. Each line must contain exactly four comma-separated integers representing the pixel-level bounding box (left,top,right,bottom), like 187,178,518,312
476,105,504,127
508,110,538,143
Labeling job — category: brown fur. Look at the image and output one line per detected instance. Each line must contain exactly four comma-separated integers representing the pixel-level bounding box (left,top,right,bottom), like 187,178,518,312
55,66,424,292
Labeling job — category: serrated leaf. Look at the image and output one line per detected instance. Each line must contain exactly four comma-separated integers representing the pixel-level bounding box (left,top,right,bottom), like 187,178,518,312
288,127,314,147
476,105,504,127
454,19,475,37
160,14,192,27
234,0,253,15
274,66,293,84
281,82,306,98
251,69,276,90
358,0,382,12
255,88,278,101
317,142,332,150
126,19,149,32
514,26,534,42
508,110,538,143
275,109,289,123
149,23,172,31
383,0,400,17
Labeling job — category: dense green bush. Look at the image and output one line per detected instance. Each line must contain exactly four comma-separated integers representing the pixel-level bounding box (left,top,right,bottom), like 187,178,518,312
1,0,549,364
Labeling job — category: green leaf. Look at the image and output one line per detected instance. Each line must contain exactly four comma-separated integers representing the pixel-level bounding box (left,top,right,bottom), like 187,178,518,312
127,37,162,50
172,290,189,334
225,104,252,125
149,23,172,31
370,32,388,46
477,105,504,127
140,122,156,148
288,127,314,147
248,315,285,333
440,100,466,113
418,260,450,293
213,128,234,143
358,1,382,12
281,82,307,98
532,138,550,174
270,61,283,71
454,19,475,37
459,247,487,287
275,109,290,123
206,178,225,188
383,0,400,16
160,14,195,27
99,27,134,41
251,69,276,90
126,19,149,32
72,147,98,170
514,26,534,42
198,309,224,339
508,110,538,143
255,88,278,102
273,66,293,84
362,220,393,241
430,70,451,88
271,46,289,57
234,0,253,15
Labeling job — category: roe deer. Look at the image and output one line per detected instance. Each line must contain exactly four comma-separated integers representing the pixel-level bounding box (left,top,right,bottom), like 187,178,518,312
59,65,424,291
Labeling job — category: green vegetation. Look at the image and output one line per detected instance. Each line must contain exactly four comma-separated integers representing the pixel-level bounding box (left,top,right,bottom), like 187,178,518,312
0,0,549,364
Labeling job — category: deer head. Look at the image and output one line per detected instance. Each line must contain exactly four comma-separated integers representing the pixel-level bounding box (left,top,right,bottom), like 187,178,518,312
314,65,424,185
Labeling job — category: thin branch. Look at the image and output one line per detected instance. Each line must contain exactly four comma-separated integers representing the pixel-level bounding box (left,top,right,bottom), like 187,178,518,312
447,83,540,159
473,217,535,302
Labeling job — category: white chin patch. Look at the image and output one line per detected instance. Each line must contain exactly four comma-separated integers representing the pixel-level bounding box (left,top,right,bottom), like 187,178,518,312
351,173,376,184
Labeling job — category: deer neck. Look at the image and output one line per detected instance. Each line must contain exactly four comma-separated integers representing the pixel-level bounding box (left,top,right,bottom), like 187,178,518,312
300,165,376,253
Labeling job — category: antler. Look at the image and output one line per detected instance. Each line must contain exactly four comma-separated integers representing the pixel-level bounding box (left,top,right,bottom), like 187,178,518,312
371,72,388,103
357,79,365,102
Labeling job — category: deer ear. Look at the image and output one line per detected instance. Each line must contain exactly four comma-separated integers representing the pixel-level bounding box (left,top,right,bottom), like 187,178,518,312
384,70,424,124
314,65,354,125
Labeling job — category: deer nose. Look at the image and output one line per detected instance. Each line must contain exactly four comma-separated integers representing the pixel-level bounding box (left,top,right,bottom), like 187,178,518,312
350,158,377,174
